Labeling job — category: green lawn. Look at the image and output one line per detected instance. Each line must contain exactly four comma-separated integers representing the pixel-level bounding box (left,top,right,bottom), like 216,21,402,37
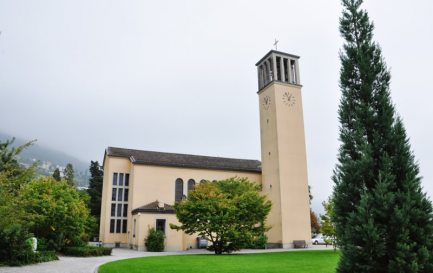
99,250,339,273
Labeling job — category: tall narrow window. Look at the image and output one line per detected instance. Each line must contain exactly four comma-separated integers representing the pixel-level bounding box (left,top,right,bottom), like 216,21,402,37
113,173,118,185
112,188,117,201
156,219,166,234
110,172,130,234
122,219,127,233
118,188,123,201
111,204,116,217
269,58,274,81
259,65,265,88
276,56,281,81
124,189,129,201
117,204,122,217
290,59,297,84
116,219,121,233
119,173,124,186
123,204,128,217
188,179,196,192
125,174,129,186
175,178,184,201
283,58,289,82
110,219,115,233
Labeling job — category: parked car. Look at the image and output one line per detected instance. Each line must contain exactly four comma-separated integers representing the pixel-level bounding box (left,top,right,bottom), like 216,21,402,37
311,234,329,245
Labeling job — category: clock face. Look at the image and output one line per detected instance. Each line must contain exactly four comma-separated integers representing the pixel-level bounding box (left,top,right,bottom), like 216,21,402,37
263,95,271,110
282,92,296,107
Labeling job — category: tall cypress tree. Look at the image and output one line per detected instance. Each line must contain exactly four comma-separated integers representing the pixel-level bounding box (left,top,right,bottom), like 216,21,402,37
333,0,433,272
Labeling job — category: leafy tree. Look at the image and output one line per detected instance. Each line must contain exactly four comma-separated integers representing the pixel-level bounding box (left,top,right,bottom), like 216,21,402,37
310,210,321,234
87,161,103,236
52,168,61,181
171,177,271,254
0,138,38,265
320,197,336,249
63,163,74,186
0,138,36,195
18,177,94,250
333,0,433,271
0,138,34,172
308,186,320,234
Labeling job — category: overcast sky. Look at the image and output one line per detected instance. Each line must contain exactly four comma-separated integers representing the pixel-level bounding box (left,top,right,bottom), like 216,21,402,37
0,0,432,213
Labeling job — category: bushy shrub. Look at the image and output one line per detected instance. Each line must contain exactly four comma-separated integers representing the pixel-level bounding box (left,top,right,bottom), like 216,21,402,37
0,223,36,266
0,226,59,266
34,251,58,263
145,228,165,252
245,234,268,249
62,246,112,257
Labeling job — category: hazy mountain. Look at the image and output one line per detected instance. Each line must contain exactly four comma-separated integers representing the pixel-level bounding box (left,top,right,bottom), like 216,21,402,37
0,131,90,187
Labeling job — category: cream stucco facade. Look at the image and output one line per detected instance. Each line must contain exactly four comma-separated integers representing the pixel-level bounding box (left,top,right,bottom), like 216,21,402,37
99,50,311,251
100,153,262,251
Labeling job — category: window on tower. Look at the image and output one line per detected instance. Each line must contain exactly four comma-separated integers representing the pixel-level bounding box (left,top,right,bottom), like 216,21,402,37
290,59,297,84
283,58,289,83
264,62,269,84
269,58,274,81
276,56,282,81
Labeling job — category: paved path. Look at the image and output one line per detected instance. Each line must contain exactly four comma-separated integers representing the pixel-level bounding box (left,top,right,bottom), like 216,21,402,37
0,245,333,273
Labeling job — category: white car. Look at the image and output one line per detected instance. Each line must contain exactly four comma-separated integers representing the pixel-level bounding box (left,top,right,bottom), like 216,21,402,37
311,234,328,245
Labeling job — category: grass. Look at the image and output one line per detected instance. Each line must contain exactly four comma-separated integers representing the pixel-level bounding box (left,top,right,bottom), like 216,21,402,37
98,250,339,273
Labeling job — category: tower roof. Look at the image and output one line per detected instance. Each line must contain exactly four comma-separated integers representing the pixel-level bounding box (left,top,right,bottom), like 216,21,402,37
105,147,262,173
131,201,175,215
255,50,300,66
256,50,301,90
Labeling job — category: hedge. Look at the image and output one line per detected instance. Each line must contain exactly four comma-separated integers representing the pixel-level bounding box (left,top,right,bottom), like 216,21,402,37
35,251,58,263
62,246,112,257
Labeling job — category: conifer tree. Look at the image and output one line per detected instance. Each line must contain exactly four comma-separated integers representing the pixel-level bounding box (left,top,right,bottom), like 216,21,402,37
63,163,74,186
332,0,433,272
52,168,61,181
87,161,103,235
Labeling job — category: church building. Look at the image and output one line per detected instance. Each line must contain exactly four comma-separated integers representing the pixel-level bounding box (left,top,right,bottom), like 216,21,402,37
99,50,311,251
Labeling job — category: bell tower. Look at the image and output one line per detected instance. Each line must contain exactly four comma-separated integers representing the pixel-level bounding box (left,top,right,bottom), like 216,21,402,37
257,50,311,248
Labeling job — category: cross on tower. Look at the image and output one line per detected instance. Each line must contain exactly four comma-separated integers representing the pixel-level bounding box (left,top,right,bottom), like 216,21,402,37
273,39,279,50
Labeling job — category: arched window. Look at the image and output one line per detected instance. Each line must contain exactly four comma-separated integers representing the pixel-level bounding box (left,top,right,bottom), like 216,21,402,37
175,178,184,201
187,179,196,192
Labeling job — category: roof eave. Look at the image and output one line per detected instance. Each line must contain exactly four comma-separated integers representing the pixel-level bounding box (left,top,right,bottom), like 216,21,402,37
131,160,262,173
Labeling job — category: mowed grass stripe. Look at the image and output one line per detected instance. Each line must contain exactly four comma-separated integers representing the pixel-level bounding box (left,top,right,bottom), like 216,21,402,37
99,250,339,273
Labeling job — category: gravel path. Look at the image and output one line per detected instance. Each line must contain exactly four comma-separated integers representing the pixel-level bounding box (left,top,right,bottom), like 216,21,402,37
0,249,181,273
0,245,333,273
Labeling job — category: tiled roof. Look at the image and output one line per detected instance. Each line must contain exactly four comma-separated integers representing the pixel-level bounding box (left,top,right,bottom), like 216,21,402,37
131,201,175,215
106,146,261,173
